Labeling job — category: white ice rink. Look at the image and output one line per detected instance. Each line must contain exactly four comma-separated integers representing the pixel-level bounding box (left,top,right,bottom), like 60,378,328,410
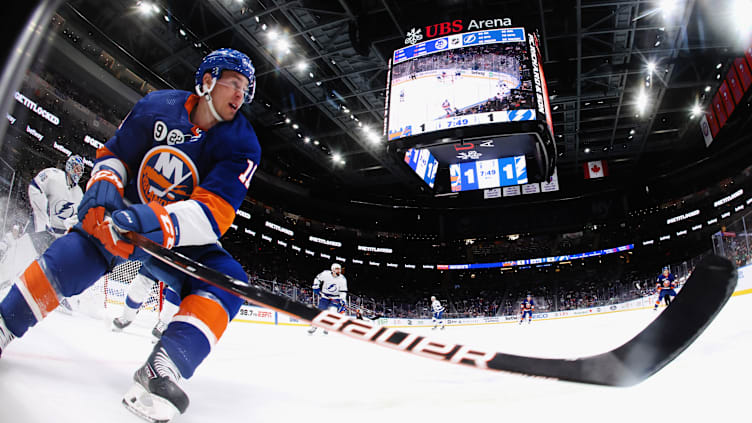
1,293,750,423
388,71,519,130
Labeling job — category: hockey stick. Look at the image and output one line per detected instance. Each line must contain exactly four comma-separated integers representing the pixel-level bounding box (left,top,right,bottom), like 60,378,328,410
123,232,737,386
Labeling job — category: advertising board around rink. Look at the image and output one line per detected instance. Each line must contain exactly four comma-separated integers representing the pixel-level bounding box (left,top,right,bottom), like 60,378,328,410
232,265,752,328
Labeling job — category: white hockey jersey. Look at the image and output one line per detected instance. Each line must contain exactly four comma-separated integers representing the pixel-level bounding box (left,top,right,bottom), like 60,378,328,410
28,168,83,236
313,270,348,300
431,299,445,313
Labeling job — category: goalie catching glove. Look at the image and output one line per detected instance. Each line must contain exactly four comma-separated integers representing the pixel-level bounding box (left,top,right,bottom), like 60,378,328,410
83,202,177,260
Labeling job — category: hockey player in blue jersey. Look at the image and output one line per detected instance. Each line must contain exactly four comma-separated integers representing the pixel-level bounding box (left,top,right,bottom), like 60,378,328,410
431,295,445,330
654,267,677,310
520,294,534,324
0,48,261,422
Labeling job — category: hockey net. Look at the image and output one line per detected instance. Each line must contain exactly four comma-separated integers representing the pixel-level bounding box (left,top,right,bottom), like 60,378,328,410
71,260,163,319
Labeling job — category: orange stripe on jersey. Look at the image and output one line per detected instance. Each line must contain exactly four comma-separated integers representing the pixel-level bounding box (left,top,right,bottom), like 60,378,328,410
183,94,206,133
190,186,235,236
18,261,60,319
175,295,229,342
147,202,176,248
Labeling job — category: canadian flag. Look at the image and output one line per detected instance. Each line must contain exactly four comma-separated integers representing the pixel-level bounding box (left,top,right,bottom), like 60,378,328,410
583,160,608,179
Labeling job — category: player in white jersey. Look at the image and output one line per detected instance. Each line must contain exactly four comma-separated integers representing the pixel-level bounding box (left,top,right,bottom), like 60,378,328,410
307,262,347,335
430,295,445,330
112,271,180,340
27,155,85,241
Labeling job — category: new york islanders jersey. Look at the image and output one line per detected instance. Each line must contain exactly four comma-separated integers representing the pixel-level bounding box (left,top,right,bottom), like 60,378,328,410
93,90,261,247
521,299,535,311
656,272,676,290
28,168,83,235
313,270,348,300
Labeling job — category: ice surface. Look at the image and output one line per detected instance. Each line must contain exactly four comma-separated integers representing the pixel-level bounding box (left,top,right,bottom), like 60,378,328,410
0,294,749,422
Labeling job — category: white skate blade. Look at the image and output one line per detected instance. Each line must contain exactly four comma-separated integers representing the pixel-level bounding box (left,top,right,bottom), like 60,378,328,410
122,382,180,423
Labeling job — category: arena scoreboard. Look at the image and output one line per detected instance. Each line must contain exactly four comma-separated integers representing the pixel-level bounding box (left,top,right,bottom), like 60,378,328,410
385,24,556,194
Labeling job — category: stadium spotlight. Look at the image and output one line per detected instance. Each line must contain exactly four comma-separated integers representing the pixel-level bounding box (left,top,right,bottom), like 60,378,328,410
732,0,752,36
296,61,308,71
179,28,187,37
292,123,299,129
138,1,156,15
367,132,381,143
313,140,320,145
163,15,170,22
690,104,702,118
584,147,591,154
636,89,648,113
267,30,279,41
276,39,290,54
332,153,342,162
705,85,712,92
284,118,291,124
647,61,657,73
304,136,310,143
659,0,678,18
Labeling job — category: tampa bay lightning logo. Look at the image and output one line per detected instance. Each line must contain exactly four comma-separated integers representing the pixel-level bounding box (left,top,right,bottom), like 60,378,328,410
507,110,535,121
52,200,76,219
138,145,200,206
326,283,337,292
463,34,476,44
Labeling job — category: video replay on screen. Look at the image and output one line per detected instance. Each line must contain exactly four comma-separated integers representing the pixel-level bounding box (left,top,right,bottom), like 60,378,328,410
387,28,536,141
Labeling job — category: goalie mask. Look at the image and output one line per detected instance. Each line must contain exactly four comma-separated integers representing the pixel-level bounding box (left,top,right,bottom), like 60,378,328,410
65,155,85,185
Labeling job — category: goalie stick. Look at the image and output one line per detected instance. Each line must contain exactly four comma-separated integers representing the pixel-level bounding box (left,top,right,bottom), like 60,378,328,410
123,232,736,386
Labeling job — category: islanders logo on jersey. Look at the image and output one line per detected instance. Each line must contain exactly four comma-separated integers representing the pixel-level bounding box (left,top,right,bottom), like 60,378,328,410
138,146,200,206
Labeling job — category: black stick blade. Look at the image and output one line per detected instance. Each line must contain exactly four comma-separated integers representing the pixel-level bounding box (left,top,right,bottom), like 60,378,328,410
484,254,737,386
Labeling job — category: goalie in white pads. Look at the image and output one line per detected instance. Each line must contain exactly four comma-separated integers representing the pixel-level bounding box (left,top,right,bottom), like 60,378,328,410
431,295,445,330
307,262,347,335
28,155,85,241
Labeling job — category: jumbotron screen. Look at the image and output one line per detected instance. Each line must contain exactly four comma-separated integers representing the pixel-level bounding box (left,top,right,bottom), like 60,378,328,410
386,27,536,141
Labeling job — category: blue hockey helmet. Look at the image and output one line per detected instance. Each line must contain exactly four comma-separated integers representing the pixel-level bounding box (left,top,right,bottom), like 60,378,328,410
194,48,256,104
65,155,85,185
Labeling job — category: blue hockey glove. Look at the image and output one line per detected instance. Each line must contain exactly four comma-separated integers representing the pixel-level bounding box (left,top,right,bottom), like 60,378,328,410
337,300,347,313
84,202,177,260
313,288,321,296
78,168,126,223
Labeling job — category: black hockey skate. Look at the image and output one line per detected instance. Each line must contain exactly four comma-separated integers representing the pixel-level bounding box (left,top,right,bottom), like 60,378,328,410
112,317,133,331
122,341,189,423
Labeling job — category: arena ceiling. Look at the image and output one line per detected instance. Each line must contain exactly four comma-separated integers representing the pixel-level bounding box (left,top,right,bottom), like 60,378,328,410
54,0,752,214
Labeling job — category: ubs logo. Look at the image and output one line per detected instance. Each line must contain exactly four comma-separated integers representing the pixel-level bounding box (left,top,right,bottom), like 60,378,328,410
138,146,199,206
